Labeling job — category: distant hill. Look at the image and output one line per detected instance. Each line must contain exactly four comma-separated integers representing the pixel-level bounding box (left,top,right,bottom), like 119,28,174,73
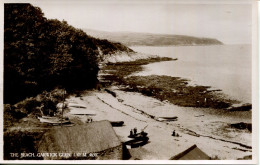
83,29,223,46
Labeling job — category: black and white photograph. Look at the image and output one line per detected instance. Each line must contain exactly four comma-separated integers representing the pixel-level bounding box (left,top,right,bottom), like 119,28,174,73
1,0,258,163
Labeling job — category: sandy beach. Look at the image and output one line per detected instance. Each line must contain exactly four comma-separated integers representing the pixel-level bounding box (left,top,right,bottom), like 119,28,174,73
65,86,252,160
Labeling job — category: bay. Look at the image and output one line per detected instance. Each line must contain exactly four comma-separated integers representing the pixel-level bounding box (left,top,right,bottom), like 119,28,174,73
131,45,251,103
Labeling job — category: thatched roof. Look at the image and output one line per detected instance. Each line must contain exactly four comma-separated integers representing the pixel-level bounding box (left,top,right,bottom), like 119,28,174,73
170,145,210,160
38,120,121,154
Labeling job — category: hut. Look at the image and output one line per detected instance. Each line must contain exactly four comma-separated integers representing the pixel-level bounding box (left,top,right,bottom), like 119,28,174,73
38,120,122,160
170,145,210,160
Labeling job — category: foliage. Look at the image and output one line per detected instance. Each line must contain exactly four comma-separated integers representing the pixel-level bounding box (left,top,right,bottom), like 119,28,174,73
4,104,27,128
4,3,131,104
4,88,65,129
15,88,65,116
4,131,45,160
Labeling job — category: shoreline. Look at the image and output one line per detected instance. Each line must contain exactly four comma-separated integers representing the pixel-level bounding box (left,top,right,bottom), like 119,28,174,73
3,55,252,160
101,57,251,111
68,87,252,159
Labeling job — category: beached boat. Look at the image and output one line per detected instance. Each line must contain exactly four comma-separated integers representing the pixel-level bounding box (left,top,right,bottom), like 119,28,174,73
69,109,96,115
124,136,149,148
157,116,178,121
40,116,57,119
110,121,124,127
128,131,148,138
38,116,70,124
68,103,87,108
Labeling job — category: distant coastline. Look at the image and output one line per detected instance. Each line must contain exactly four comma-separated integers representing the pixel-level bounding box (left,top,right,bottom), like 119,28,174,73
83,29,223,46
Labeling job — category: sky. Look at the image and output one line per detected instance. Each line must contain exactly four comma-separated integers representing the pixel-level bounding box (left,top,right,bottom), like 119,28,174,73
29,0,253,44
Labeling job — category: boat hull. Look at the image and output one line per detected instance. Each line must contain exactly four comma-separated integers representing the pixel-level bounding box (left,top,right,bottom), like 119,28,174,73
38,117,70,124
110,121,124,127
124,137,149,148
157,116,178,121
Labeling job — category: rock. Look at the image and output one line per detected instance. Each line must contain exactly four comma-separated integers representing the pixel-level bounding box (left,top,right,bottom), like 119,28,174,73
230,122,252,132
237,155,252,160
105,89,117,97
227,103,252,111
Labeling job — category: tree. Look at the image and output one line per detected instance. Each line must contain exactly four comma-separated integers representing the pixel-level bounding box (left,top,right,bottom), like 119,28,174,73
4,3,131,104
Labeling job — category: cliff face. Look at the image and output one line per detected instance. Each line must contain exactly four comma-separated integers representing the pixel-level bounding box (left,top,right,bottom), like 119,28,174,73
83,29,223,46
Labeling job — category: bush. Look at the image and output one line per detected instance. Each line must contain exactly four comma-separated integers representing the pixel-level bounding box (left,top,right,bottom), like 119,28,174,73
11,88,65,118
15,97,41,114
4,104,27,128
4,131,45,160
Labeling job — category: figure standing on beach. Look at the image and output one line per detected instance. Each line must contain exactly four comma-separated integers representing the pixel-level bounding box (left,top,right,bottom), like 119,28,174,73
134,127,137,135
172,130,175,136
130,129,133,137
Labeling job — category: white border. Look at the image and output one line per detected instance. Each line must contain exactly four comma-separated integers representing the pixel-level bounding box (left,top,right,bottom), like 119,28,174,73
0,0,258,164
0,0,4,163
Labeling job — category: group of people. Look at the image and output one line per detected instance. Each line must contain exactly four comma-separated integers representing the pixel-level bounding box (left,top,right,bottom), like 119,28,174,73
129,127,148,138
172,130,180,137
129,127,138,137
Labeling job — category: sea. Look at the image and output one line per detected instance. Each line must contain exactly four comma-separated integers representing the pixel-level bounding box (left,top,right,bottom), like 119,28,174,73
131,45,252,104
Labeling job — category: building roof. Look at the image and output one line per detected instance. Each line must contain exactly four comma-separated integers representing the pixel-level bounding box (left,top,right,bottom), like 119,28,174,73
170,145,210,160
38,120,122,154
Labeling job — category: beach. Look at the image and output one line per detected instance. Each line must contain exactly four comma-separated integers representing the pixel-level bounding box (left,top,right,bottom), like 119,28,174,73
65,86,251,160
69,48,252,159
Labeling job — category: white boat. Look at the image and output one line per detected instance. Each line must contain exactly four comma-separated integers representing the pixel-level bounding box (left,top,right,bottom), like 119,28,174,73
40,116,57,119
69,109,96,115
157,116,178,121
38,116,70,124
68,103,87,109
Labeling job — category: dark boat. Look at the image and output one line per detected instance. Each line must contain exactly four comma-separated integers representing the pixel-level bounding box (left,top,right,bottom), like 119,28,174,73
110,121,124,127
124,136,149,148
126,128,149,148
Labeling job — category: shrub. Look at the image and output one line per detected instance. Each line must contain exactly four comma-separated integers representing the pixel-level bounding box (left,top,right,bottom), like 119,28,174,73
11,88,65,118
4,104,27,128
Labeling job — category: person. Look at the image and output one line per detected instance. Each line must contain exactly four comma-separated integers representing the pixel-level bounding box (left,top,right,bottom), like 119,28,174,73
172,130,175,136
134,127,137,135
130,129,133,137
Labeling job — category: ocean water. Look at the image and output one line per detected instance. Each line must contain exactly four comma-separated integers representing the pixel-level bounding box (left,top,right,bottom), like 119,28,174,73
131,45,252,103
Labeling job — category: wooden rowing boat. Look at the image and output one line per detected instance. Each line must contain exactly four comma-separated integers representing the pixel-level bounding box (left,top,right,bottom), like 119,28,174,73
157,116,178,121
38,116,70,124
124,136,149,148
110,121,124,127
